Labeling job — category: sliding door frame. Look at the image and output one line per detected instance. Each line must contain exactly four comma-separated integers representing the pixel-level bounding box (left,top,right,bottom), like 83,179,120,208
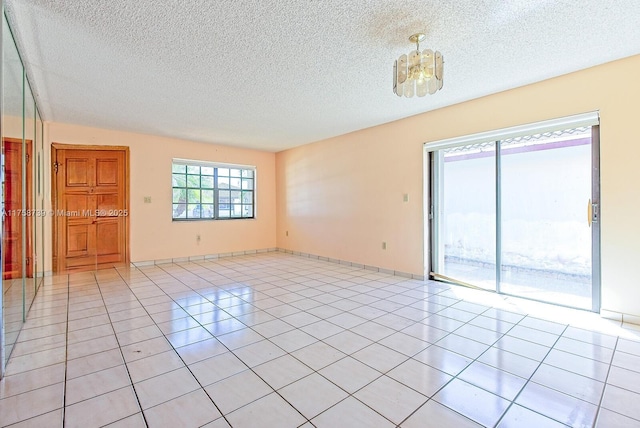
426,113,601,312
429,151,444,276
591,125,601,312
495,141,502,294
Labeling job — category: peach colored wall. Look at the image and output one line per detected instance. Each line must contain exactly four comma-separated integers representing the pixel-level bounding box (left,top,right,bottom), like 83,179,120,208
276,124,424,275
47,123,276,262
3,114,22,137
276,55,640,317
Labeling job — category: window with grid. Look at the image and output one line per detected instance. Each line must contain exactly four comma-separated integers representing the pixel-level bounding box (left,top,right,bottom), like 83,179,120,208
172,160,255,220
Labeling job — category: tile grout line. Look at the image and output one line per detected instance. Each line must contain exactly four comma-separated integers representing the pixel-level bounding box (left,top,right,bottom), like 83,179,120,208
395,304,512,427
167,257,521,426
62,274,70,427
180,259,406,426
91,271,149,427
97,260,640,426
404,298,623,408
192,258,479,425
0,280,69,426
591,336,619,427
490,320,570,428
161,258,400,420
13,254,632,428
7,277,71,426
313,292,492,425
116,265,244,427
394,309,598,427
3,253,639,427
152,261,327,425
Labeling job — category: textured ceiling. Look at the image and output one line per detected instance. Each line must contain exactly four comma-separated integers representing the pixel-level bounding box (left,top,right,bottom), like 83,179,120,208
5,0,640,152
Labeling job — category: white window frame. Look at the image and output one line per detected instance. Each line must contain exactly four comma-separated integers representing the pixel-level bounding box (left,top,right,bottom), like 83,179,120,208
171,159,256,221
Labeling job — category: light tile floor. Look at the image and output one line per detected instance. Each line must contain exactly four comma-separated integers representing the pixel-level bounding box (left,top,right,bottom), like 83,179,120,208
1,252,640,427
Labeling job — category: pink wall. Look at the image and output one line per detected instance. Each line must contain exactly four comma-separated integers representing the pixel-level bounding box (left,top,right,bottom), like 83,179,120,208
47,123,277,262
276,55,640,318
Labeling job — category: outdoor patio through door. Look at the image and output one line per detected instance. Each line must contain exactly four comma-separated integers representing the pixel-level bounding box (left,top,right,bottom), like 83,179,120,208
427,113,600,311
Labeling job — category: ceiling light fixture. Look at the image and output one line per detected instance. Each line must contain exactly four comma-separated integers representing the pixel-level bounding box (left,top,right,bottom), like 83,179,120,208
393,33,443,97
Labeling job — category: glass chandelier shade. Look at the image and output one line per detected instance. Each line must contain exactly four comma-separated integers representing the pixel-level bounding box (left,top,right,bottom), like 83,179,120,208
393,33,443,97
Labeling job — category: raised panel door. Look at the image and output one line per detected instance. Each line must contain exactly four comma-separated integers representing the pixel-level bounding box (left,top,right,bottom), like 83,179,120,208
53,146,128,272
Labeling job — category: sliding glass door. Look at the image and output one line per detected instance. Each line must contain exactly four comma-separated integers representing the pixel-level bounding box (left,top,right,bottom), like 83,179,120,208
428,116,600,311
499,128,596,309
432,142,496,291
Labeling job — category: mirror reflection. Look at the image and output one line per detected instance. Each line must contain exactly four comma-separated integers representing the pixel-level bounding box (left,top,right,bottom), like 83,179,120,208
1,12,45,373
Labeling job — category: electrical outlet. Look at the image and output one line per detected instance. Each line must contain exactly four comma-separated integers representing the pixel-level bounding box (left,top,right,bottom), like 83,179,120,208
403,193,409,202
286,230,289,237
382,242,387,250
144,196,152,203
196,234,201,243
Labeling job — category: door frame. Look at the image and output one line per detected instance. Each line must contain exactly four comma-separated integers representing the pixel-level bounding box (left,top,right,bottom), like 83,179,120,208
51,143,130,273
3,137,34,279
591,125,601,312
424,114,601,312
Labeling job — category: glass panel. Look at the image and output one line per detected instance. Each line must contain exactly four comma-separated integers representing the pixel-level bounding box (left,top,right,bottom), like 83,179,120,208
33,111,45,293
434,142,496,290
403,78,415,97
187,165,200,174
397,54,407,84
243,205,253,218
201,190,214,203
231,204,242,217
230,178,241,189
242,179,253,190
219,210,230,218
201,166,214,176
218,177,229,189
230,169,241,177
23,77,36,312
201,176,213,189
36,111,44,297
172,163,186,173
218,190,230,209
187,189,201,203
201,204,214,218
172,173,186,187
173,188,186,203
187,204,200,218
173,203,187,219
242,191,253,204
186,175,200,188
500,128,592,309
2,13,26,370
242,169,254,178
218,168,229,176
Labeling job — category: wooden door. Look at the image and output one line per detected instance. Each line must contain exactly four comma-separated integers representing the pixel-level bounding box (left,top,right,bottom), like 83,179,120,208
2,138,33,279
52,144,129,272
